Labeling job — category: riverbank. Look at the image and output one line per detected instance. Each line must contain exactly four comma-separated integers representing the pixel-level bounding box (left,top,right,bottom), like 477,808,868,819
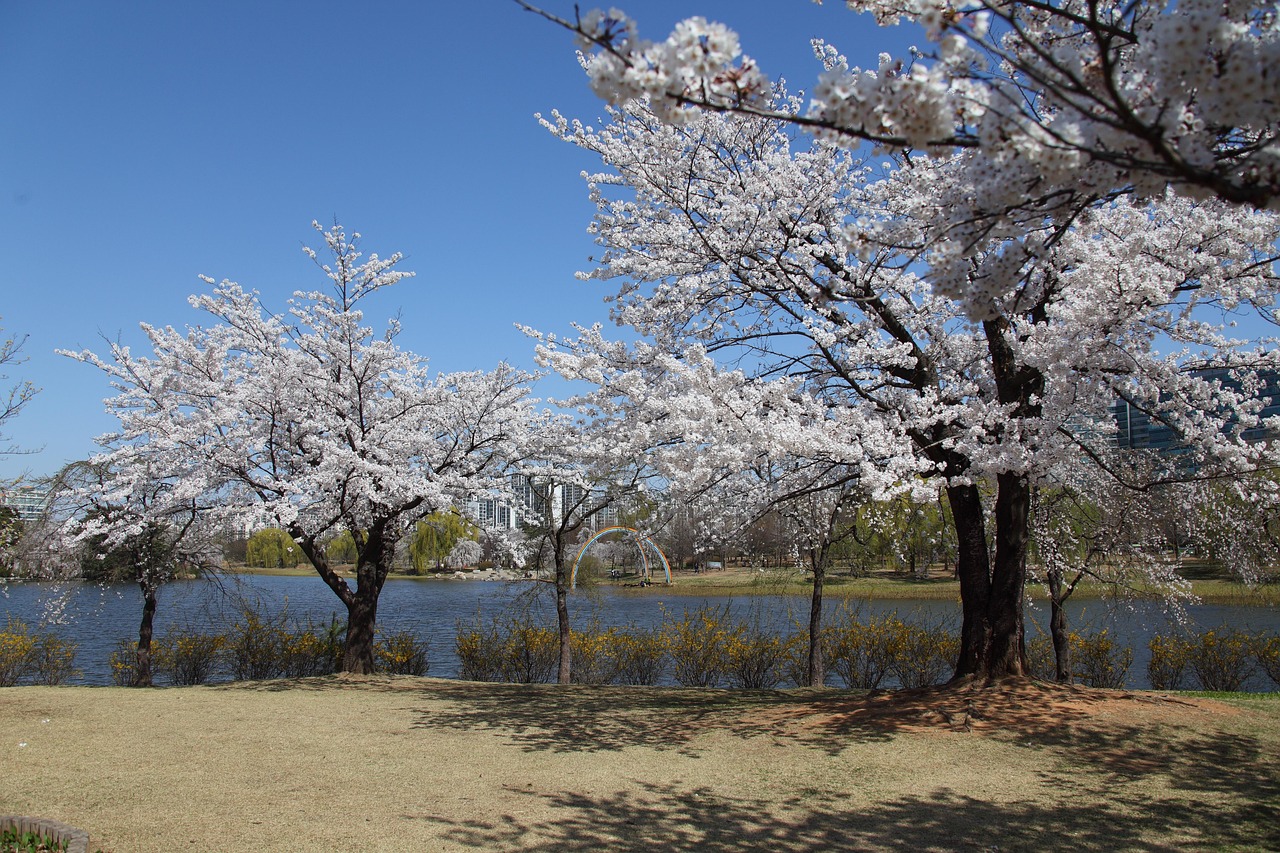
234,563,1280,606
2,677,1277,852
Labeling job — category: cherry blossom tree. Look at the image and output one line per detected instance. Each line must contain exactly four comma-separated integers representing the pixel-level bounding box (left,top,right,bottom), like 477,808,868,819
64,224,536,673
50,458,218,686
513,402,656,684
520,1,1279,317
534,93,1280,681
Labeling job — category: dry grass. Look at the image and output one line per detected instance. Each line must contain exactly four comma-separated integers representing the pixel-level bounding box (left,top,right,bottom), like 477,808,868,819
2,677,1278,852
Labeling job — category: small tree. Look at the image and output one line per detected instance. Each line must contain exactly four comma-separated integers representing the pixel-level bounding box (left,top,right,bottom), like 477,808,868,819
54,459,216,686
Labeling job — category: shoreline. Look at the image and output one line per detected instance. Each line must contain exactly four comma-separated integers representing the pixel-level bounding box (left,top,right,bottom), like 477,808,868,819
227,564,1280,606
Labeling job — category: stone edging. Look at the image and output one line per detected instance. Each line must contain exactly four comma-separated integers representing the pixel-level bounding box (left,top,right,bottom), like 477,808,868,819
0,816,90,853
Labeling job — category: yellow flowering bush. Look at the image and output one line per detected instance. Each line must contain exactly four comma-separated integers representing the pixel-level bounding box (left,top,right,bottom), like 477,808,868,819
724,627,788,690
1189,628,1256,692
569,624,614,685
374,629,430,676
824,611,899,690
1147,633,1192,690
158,627,225,686
662,604,734,687
889,620,959,689
0,617,36,687
606,625,667,685
1069,629,1132,689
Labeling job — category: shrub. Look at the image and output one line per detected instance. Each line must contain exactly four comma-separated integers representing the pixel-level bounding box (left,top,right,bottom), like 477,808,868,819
889,620,958,689
375,629,430,676
280,616,343,678
1026,634,1055,680
1255,633,1280,688
456,616,506,682
724,625,788,690
824,612,899,690
108,639,142,687
0,619,78,687
1189,628,1256,692
1148,633,1192,690
569,625,614,685
30,633,78,686
606,625,667,686
1070,630,1132,689
224,606,289,681
0,617,36,687
158,627,225,686
500,623,558,684
780,632,814,688
663,604,734,688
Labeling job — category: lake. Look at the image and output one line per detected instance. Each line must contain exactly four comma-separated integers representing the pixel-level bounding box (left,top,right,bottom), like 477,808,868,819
3,574,1279,690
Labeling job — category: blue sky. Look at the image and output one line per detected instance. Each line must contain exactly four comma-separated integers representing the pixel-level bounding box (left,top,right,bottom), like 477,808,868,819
0,1,920,481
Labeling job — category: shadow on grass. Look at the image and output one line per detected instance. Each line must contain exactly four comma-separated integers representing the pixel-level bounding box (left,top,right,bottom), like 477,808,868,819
410,777,1278,852
219,675,1280,848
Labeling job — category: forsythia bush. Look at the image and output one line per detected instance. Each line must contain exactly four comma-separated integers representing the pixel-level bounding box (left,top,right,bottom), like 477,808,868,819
1149,628,1274,692
1188,628,1256,692
823,612,901,690
1147,633,1192,690
724,624,788,690
0,617,37,686
1070,629,1132,689
606,625,667,686
0,617,79,686
662,604,734,688
158,627,226,686
375,629,430,676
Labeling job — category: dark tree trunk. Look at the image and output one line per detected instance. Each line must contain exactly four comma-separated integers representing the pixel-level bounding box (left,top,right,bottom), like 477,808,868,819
986,471,1031,678
948,483,992,679
342,527,392,674
343,589,379,674
555,558,572,684
1048,569,1071,682
134,579,158,687
807,558,825,688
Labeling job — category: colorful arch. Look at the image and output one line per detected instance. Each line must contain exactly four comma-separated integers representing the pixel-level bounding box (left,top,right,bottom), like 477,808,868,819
571,526,672,589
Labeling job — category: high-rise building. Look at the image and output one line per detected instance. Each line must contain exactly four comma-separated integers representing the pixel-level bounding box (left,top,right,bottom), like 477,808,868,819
0,484,49,523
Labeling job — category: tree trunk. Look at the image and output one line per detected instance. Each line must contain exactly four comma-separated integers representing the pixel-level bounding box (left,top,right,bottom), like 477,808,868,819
1048,571,1070,683
555,559,572,684
948,483,992,679
985,471,1030,678
807,557,825,688
134,579,158,687
342,529,392,674
343,588,378,674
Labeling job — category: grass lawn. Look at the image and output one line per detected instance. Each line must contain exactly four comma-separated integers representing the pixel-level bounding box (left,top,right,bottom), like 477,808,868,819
2,677,1277,852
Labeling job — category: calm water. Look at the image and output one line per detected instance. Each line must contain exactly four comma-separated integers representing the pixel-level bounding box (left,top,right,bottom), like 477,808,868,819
3,574,1278,689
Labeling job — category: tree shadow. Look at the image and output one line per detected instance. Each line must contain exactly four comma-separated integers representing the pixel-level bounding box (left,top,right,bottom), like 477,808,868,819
405,680,889,757
410,777,1277,852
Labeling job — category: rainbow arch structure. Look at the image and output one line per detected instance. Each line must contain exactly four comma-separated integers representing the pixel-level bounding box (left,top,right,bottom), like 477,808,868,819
571,526,672,589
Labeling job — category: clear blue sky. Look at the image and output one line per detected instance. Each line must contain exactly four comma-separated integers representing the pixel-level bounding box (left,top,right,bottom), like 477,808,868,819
0,1,918,481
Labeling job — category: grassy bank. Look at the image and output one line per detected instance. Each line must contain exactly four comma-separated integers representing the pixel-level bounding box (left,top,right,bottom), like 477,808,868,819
236,563,1280,606
2,677,1277,852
